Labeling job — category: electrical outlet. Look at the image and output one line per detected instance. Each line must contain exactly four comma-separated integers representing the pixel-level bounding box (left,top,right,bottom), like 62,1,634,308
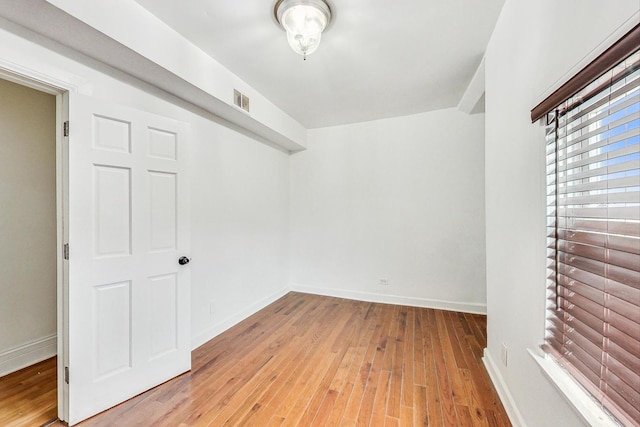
209,302,216,316
379,279,389,286
501,343,508,367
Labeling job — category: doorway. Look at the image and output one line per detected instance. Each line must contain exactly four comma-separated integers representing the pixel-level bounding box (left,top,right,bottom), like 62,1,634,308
0,64,192,425
0,73,67,424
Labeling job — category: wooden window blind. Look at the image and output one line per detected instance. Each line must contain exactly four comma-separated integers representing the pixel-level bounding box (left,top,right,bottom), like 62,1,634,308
540,28,639,427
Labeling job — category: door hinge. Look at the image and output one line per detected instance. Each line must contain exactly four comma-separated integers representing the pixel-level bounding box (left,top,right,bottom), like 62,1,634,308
63,243,69,260
64,366,69,384
63,121,69,137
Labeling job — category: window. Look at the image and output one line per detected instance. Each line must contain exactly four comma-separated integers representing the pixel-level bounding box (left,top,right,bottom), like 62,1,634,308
532,25,639,427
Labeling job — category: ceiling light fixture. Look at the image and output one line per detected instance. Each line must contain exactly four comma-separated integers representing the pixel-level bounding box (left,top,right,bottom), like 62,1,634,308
274,0,332,60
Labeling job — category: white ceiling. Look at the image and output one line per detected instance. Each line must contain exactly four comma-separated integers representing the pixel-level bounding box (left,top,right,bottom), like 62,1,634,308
134,0,504,129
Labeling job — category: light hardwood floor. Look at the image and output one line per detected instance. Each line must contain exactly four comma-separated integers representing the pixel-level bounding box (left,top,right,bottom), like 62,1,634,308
7,292,511,426
0,357,57,426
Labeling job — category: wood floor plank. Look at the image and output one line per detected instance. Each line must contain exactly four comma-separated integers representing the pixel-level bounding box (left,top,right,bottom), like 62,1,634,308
187,297,332,424
308,388,338,427
414,384,428,427
265,415,285,427
435,310,468,407
352,306,393,426
341,309,385,423
0,357,57,427
422,308,444,427
227,309,342,425
465,312,488,347
385,415,400,427
444,310,469,370
287,325,356,426
400,405,413,426
4,293,512,427
456,403,476,427
300,308,365,425
370,370,392,426
322,305,380,425
275,304,354,425
430,309,459,426
387,334,404,419
459,368,490,427
232,337,316,425
457,325,508,417
237,344,314,425
275,351,338,426
413,306,427,386
401,307,415,408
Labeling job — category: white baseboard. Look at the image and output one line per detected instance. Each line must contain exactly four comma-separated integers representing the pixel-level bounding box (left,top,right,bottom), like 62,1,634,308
191,286,290,350
482,348,526,427
290,284,487,314
0,334,57,377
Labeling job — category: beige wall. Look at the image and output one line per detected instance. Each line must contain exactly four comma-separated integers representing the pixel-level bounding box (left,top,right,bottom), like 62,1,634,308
0,78,56,355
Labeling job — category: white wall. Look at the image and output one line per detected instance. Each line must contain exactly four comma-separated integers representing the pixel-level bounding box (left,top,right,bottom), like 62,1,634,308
484,1,639,425
0,78,57,362
0,18,291,352
290,108,487,313
26,0,307,150
189,118,290,348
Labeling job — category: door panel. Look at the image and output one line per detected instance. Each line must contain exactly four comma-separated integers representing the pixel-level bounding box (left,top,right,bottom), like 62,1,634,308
93,165,132,257
148,273,178,358
148,128,177,160
149,171,177,251
94,281,132,379
68,95,190,425
92,115,131,153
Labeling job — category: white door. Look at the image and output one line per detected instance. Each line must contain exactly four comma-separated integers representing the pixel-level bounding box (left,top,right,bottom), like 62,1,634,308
67,94,191,425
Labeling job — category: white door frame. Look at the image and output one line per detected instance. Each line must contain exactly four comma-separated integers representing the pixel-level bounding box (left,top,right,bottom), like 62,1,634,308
0,63,73,423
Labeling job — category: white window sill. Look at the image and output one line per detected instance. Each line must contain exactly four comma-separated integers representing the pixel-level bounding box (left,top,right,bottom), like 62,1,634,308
527,348,622,427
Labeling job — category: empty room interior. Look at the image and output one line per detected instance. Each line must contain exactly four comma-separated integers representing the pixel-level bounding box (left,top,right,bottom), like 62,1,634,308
0,0,638,426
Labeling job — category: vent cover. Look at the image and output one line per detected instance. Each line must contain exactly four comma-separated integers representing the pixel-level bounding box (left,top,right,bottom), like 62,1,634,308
233,89,250,113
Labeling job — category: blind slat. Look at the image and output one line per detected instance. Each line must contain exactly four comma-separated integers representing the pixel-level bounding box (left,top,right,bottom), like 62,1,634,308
557,127,639,162
562,106,639,142
557,206,640,221
565,74,640,124
558,280,640,328
560,110,640,149
558,218,640,236
562,81,640,131
557,175,639,194
560,141,640,170
560,291,640,338
558,229,640,256
557,253,640,287
558,299,639,366
558,241,640,271
552,159,639,182
609,339,640,382
559,275,640,322
562,191,640,206
558,265,640,305
603,368,640,418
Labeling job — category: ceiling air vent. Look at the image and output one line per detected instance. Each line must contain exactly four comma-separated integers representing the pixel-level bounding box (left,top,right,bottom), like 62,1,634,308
233,89,250,113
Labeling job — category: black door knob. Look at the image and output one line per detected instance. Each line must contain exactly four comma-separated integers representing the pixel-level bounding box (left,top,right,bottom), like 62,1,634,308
178,256,190,265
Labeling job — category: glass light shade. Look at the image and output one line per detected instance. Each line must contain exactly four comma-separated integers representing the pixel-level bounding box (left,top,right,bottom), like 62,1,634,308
285,27,322,56
276,0,331,58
